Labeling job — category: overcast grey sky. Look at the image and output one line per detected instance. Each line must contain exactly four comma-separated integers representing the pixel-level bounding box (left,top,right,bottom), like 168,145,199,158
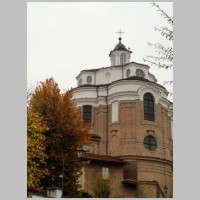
27,2,173,101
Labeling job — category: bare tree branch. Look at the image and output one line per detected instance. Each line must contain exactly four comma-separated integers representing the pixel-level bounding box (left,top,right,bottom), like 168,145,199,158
151,2,173,26
144,3,173,70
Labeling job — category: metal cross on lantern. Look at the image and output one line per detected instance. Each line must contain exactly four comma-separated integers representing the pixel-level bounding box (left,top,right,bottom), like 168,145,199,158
116,28,125,37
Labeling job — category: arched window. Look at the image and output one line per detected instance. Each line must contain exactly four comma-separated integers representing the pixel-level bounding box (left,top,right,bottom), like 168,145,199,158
136,69,145,78
143,93,155,121
126,69,130,77
120,53,126,65
113,55,115,66
83,105,92,123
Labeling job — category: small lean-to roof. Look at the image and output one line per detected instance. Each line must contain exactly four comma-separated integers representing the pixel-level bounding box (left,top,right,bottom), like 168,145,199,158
83,153,125,164
122,179,137,186
90,134,101,140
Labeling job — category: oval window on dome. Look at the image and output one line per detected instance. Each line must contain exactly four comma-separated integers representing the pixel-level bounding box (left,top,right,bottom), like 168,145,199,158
144,135,157,151
126,69,130,77
87,76,92,84
105,72,111,79
136,69,145,78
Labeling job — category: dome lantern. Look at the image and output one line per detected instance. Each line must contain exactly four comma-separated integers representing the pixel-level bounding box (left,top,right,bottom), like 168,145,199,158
109,30,132,66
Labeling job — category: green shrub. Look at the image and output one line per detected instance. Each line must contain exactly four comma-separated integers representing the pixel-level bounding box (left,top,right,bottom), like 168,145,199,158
93,178,111,198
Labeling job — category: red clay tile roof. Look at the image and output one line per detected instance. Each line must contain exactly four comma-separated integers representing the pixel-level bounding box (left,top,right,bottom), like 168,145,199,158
83,153,125,164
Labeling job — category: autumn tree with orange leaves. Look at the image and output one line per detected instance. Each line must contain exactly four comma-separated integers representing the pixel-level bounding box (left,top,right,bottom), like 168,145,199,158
27,78,91,197
27,110,49,192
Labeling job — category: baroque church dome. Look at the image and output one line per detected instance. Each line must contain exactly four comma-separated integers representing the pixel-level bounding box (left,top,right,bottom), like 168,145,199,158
73,32,173,198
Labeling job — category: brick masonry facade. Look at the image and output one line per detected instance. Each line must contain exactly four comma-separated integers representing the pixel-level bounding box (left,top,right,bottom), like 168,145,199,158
76,98,173,197
73,38,173,197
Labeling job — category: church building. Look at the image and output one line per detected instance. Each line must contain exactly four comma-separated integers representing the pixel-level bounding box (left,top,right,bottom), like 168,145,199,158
72,35,173,198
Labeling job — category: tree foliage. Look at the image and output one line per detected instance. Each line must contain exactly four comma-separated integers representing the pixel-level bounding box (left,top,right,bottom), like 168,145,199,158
93,178,111,198
27,110,49,192
28,78,91,196
144,3,173,70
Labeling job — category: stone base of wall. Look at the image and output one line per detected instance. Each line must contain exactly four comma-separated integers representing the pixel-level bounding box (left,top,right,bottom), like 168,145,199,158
137,181,164,198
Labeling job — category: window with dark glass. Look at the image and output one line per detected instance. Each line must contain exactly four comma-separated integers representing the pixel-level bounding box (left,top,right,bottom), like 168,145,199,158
120,53,126,65
144,135,157,151
126,69,130,77
144,93,155,121
136,69,145,78
83,105,92,123
87,76,92,84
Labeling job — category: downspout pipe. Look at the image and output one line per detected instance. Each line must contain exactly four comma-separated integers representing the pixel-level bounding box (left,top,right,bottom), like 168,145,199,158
105,85,109,155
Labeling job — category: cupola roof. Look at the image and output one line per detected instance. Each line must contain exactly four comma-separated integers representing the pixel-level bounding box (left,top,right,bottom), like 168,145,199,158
113,37,128,51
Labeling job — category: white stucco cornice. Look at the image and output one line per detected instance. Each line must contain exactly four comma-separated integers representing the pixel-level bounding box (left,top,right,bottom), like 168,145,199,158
74,97,107,107
73,86,97,99
73,86,96,93
158,98,171,109
108,91,140,103
137,83,170,106
148,72,157,82
72,76,171,108
128,61,150,68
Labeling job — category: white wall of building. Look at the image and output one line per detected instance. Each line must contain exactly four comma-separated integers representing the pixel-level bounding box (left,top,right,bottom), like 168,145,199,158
110,50,131,66
95,67,122,85
111,101,119,123
73,79,170,109
123,63,148,79
46,188,62,198
76,62,157,87
73,88,97,99
108,81,141,96
77,71,95,86
32,194,46,198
